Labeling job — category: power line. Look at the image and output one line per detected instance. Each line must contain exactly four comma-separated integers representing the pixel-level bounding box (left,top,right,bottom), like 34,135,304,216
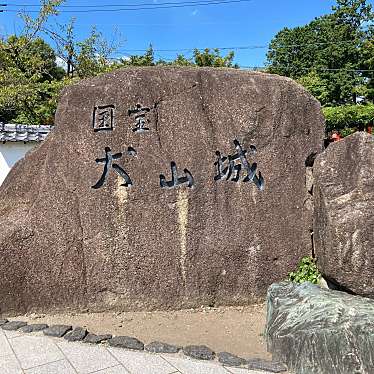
78,21,242,26
4,0,252,13
115,40,363,53
104,57,374,73
5,0,243,7
239,66,374,73
106,54,374,73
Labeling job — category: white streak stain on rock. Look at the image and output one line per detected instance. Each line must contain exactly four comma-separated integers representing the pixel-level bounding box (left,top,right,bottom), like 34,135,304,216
351,229,364,270
177,189,189,285
115,176,128,214
115,176,129,245
250,185,257,204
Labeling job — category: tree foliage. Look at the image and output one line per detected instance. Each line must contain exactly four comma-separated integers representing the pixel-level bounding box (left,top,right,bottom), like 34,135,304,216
193,48,238,68
43,18,124,79
120,45,156,67
267,0,374,106
297,71,330,105
0,0,73,124
323,103,374,132
0,35,68,124
118,46,238,68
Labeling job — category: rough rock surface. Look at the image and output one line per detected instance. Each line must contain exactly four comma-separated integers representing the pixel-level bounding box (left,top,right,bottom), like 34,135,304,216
83,333,112,344
108,336,144,350
217,352,246,367
314,131,374,297
43,325,72,337
183,345,215,360
1,321,27,330
145,341,180,353
266,281,374,374
0,67,324,314
20,324,48,333
64,327,88,342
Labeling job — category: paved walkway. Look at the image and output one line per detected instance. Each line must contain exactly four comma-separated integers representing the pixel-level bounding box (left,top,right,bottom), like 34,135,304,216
0,328,274,374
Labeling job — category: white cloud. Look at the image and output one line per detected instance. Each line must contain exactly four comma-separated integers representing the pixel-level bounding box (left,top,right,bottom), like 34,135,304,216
55,56,67,71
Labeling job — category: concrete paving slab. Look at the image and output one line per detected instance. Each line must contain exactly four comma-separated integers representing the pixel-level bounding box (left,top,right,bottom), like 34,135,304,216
0,354,23,374
109,348,177,374
226,368,273,374
9,335,64,370
162,356,231,374
24,359,77,374
57,340,120,374
90,365,131,373
0,331,14,357
3,330,24,339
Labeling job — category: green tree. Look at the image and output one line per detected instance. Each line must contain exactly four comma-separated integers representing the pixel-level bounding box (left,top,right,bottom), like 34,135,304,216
361,38,374,101
0,35,68,124
121,45,155,67
193,48,238,68
267,0,373,106
171,54,194,66
297,71,330,104
44,19,124,79
115,47,237,68
0,0,73,125
74,26,122,78
20,0,64,41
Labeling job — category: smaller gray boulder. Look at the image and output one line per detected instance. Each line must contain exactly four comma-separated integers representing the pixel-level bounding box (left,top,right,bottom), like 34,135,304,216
183,345,215,360
64,327,88,342
20,324,48,333
145,341,180,354
108,336,144,350
1,321,27,331
218,352,246,367
314,131,374,297
43,325,72,337
83,333,112,344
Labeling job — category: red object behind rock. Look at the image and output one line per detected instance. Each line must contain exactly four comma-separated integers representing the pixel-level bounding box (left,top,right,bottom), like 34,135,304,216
331,133,342,142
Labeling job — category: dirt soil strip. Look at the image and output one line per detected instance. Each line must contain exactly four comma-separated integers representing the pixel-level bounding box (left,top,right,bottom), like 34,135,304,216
12,303,271,359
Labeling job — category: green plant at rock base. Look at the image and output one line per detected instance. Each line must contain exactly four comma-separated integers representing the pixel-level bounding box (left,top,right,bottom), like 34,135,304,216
339,127,357,138
288,256,321,284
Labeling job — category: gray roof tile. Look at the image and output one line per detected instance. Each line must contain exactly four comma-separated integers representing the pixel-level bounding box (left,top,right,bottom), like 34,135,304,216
0,123,52,142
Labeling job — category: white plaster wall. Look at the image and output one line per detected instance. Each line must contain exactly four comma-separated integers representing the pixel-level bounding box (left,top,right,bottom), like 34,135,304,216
0,142,37,186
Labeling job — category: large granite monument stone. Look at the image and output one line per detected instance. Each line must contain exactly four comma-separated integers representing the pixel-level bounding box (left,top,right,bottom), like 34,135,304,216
0,67,324,314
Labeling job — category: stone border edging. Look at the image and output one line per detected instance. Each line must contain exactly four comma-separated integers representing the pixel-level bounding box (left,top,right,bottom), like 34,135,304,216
0,318,287,373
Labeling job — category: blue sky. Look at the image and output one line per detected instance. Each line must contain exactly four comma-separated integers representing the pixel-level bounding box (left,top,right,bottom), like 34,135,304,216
1,0,373,67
